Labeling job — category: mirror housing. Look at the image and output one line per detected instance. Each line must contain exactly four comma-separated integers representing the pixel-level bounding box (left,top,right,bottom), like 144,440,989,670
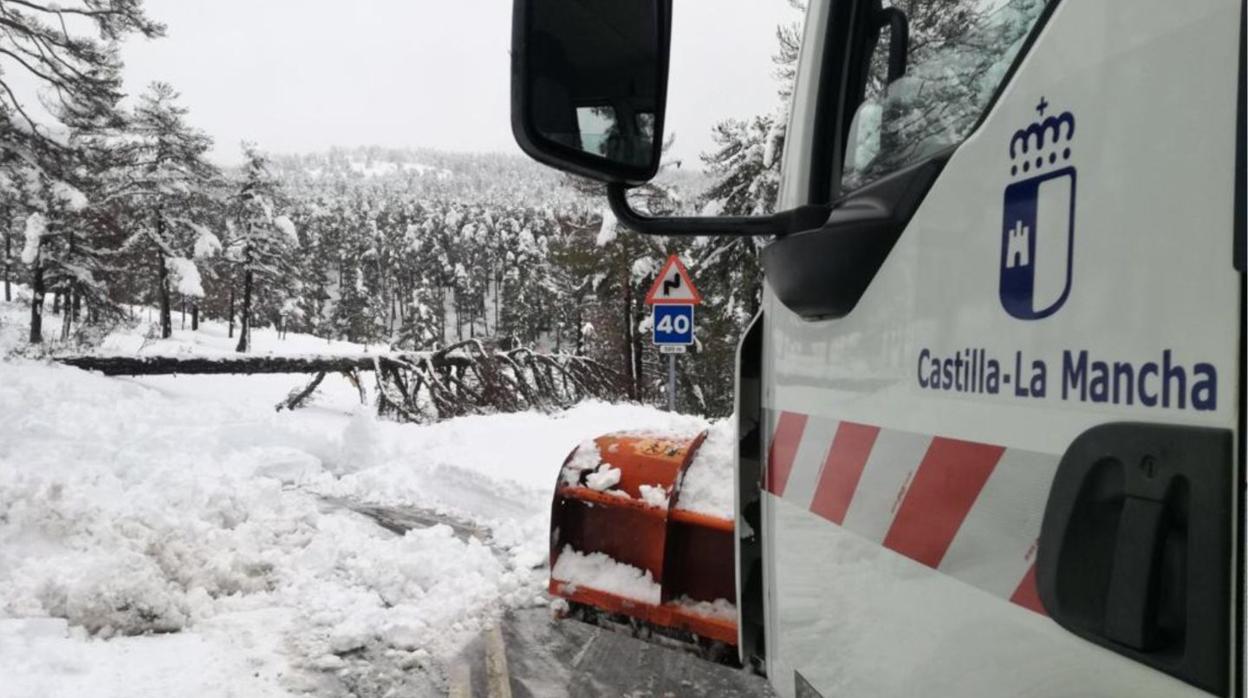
510,0,831,242
510,0,671,185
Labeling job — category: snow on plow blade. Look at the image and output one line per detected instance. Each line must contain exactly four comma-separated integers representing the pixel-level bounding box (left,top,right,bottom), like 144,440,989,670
549,431,737,647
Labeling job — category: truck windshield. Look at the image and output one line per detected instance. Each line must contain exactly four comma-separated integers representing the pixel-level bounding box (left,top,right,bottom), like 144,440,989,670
842,0,1052,192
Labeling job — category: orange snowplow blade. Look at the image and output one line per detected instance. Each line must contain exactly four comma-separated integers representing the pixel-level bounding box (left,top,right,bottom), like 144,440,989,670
549,432,737,646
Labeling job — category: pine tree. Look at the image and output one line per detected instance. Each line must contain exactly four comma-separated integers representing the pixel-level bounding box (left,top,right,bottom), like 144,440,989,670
0,1,163,342
119,82,220,338
0,1,164,152
226,144,297,352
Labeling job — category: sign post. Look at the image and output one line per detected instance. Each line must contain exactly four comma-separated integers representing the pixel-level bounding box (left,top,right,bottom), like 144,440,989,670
644,255,702,412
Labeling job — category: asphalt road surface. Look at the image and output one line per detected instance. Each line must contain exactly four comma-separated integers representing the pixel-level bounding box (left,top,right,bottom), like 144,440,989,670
448,608,775,698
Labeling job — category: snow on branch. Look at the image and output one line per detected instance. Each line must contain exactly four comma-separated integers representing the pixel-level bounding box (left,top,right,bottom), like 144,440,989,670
20,212,46,264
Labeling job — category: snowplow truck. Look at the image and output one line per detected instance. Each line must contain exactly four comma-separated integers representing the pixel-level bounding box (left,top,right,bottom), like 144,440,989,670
512,0,1246,696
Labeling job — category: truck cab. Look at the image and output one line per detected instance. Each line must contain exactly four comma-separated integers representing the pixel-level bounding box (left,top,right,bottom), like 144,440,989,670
511,1,1246,695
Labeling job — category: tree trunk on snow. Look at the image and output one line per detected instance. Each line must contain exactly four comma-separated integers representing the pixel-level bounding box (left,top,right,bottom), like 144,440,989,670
156,213,172,339
72,291,80,321
52,292,61,315
60,290,72,341
631,303,644,401
29,259,43,344
228,283,235,338
3,214,10,303
236,267,253,353
621,274,637,400
157,252,172,339
579,304,589,357
191,303,199,331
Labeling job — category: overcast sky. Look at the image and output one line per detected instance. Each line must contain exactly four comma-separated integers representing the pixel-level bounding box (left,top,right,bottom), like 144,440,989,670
111,0,802,168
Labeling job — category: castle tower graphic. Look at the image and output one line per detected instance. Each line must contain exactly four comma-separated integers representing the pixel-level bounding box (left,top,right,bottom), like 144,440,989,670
999,97,1076,320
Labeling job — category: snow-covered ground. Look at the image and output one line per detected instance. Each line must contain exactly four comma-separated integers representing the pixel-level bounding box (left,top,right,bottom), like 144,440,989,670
0,295,718,697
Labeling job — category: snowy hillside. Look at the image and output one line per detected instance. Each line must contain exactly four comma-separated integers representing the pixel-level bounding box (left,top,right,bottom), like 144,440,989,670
0,295,715,696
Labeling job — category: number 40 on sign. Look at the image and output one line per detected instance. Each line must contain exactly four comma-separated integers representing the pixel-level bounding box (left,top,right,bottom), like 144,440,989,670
653,305,694,349
645,255,702,354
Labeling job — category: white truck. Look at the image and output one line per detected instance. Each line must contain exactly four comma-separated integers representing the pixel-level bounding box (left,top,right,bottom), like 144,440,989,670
510,0,1246,695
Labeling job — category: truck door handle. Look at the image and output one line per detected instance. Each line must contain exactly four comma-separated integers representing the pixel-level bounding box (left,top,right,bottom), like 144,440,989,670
1102,494,1166,650
1036,423,1232,696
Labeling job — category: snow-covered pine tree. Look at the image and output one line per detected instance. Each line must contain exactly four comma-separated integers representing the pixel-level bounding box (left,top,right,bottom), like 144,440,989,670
119,82,220,338
684,3,805,413
561,176,674,402
0,1,161,342
0,0,163,154
46,127,127,341
10,156,100,343
226,144,298,353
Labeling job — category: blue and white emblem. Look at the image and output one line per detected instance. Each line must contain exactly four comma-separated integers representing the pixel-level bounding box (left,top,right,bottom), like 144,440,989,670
999,98,1076,320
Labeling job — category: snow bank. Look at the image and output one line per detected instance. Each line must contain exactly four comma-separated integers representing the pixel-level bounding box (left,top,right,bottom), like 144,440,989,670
0,293,729,694
677,419,735,519
0,358,542,693
0,615,295,697
551,546,660,604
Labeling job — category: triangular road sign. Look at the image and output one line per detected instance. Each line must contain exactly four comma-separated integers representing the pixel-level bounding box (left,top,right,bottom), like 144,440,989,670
645,255,702,305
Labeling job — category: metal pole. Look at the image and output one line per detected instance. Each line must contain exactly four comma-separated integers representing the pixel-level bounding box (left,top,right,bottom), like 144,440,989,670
667,353,676,412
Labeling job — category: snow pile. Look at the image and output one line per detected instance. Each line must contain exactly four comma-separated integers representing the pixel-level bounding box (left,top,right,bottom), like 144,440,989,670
34,550,192,637
551,546,660,604
562,437,604,485
585,463,621,491
673,596,737,622
0,359,541,694
336,408,384,474
639,484,669,509
0,615,295,698
676,419,735,519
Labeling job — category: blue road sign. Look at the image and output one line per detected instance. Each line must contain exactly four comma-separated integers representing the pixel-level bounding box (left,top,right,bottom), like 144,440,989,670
653,305,694,346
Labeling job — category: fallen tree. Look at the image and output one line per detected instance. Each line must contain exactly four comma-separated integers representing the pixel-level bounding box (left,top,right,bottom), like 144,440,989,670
58,341,626,422
57,354,377,376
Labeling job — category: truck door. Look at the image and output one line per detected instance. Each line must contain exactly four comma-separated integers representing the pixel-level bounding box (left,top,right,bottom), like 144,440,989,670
760,0,1244,696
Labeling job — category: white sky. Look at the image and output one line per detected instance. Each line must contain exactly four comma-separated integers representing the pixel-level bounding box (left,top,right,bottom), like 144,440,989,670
110,0,803,168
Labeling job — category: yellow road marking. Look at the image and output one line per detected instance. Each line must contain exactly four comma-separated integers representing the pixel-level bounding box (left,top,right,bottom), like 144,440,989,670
484,625,513,698
447,660,472,698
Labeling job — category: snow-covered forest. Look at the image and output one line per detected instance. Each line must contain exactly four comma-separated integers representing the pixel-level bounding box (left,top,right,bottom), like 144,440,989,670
0,1,802,418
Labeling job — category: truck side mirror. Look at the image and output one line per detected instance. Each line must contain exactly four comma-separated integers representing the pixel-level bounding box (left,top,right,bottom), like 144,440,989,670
511,0,671,185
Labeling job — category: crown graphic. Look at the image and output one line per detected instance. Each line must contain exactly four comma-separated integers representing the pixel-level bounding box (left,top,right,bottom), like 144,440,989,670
1009,97,1074,177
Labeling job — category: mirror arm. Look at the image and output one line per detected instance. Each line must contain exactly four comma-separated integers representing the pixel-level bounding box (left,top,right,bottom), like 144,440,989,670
607,183,831,238
878,7,909,83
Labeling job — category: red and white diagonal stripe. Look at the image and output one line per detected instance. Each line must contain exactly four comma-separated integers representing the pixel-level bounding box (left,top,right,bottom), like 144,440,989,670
765,410,1056,615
